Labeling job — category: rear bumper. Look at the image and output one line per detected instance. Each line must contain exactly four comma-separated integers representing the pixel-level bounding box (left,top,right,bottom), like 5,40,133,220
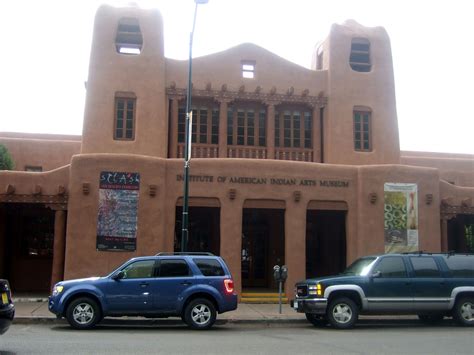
0,304,15,335
220,293,238,313
291,298,327,315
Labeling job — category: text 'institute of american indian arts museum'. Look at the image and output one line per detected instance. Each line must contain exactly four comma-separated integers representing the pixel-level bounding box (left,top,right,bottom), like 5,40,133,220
0,4,473,297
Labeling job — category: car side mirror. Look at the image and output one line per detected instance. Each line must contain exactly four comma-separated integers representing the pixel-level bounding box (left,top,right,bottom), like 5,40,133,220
371,271,381,278
112,270,125,280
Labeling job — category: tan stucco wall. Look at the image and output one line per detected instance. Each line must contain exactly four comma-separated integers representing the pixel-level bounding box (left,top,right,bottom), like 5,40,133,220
325,20,400,165
62,154,443,295
0,134,80,172
81,5,167,157
401,151,474,187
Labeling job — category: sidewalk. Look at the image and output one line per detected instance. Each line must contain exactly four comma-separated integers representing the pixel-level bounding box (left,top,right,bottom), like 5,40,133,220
11,298,307,324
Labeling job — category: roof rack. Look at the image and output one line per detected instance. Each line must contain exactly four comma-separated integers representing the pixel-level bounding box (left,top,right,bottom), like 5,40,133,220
155,252,215,256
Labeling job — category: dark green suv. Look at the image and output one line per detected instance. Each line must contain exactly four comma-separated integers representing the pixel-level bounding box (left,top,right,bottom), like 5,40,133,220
291,253,474,329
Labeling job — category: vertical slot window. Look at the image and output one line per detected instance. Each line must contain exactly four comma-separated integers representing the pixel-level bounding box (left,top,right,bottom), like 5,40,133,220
114,95,136,140
353,108,372,151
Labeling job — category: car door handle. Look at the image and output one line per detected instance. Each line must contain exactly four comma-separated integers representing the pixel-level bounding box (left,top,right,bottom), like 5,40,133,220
181,282,191,286
140,282,149,287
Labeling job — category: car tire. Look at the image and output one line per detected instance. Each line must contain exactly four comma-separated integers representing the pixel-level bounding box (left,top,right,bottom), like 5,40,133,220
65,297,102,330
417,314,444,324
326,297,358,329
305,313,327,327
453,297,474,327
184,298,216,330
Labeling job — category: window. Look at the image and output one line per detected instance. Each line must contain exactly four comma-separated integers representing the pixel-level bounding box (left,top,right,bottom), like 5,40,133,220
115,18,143,55
122,260,156,279
353,108,371,151
410,257,441,277
443,256,474,278
242,61,255,79
274,107,312,148
25,166,42,172
373,257,407,278
350,38,371,72
194,258,225,276
114,95,136,140
178,102,219,144
158,259,190,277
227,104,266,146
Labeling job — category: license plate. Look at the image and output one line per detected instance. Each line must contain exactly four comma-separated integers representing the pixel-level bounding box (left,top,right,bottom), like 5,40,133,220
1,292,8,304
293,300,298,309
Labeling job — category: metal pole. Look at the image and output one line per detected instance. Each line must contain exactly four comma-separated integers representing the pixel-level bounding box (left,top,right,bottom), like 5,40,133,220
181,2,199,252
278,281,282,314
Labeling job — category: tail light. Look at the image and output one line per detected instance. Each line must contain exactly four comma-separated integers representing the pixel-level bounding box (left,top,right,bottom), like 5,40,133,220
224,279,234,294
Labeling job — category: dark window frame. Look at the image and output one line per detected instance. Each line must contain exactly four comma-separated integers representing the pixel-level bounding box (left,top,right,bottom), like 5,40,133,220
274,106,312,149
353,107,372,152
227,102,266,147
114,93,136,141
178,100,219,145
350,38,371,72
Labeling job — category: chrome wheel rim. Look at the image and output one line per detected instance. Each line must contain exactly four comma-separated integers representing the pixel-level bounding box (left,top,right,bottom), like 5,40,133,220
73,303,94,325
191,304,211,325
332,303,352,324
460,301,474,322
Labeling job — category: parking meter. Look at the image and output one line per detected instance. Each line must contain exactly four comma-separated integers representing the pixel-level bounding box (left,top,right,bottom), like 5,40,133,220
280,265,288,282
273,265,281,281
273,264,288,314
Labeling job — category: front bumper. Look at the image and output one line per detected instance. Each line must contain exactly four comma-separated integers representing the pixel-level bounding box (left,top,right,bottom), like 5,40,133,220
0,304,15,335
290,298,328,315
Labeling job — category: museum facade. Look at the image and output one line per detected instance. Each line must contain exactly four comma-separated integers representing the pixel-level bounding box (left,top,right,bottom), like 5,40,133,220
1,4,473,296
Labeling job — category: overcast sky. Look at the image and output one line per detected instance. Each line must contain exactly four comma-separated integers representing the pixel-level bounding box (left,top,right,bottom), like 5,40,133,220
1,0,473,154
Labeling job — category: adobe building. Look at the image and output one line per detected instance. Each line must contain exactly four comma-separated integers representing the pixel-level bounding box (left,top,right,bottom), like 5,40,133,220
0,4,473,297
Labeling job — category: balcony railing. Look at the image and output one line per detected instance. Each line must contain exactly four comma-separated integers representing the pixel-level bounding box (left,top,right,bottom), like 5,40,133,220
275,148,313,162
227,146,267,159
177,143,219,158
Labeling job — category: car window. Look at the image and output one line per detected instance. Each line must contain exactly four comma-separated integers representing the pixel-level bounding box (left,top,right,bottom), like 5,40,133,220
122,260,156,279
193,258,225,276
373,256,407,278
443,256,474,277
341,257,377,276
158,259,190,277
410,257,441,277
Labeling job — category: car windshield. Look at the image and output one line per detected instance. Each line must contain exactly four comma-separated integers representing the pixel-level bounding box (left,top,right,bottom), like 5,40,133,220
341,257,377,276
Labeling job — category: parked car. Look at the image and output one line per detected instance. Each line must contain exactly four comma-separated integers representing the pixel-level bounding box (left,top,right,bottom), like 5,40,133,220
49,252,237,330
0,279,15,335
291,252,474,329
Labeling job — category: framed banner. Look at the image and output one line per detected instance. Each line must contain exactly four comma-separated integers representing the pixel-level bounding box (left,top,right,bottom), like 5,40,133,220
384,183,418,253
97,171,140,251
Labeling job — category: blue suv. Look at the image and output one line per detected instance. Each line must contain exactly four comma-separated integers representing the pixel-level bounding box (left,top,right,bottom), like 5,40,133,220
49,253,237,330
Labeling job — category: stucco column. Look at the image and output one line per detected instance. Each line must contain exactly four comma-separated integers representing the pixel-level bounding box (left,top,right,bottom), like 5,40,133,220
312,104,322,163
217,99,231,158
284,201,306,296
220,200,243,297
440,218,449,252
265,101,278,159
169,97,181,158
50,209,67,290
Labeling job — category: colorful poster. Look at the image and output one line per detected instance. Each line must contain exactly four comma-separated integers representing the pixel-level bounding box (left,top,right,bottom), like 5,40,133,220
97,171,140,251
384,183,418,253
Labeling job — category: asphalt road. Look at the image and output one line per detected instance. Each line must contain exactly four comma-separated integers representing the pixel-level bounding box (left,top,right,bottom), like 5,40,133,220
0,319,473,355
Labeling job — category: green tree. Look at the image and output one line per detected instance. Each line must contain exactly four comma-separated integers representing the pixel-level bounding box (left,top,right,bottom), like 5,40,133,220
0,144,14,170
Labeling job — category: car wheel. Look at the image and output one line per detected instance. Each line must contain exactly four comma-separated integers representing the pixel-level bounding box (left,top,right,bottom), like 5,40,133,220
418,314,444,324
66,297,102,330
184,298,216,330
327,297,358,329
305,313,327,327
453,297,474,327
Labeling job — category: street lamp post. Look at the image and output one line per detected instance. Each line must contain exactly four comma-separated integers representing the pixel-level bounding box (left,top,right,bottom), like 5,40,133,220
181,0,208,252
